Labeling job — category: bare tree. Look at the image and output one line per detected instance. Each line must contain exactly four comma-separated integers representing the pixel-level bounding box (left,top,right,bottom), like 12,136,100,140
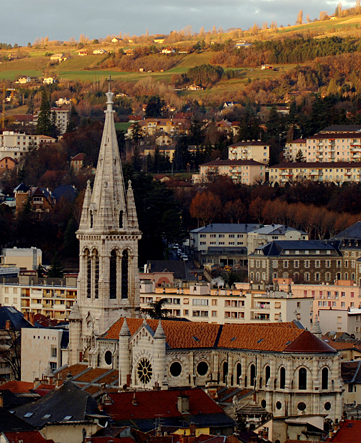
296,10,303,25
0,327,21,380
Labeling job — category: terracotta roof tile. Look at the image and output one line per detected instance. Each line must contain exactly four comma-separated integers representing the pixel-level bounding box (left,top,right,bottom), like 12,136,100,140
97,369,118,385
0,381,33,394
76,368,109,383
55,363,88,380
218,323,303,352
329,420,361,442
4,431,54,443
284,331,337,354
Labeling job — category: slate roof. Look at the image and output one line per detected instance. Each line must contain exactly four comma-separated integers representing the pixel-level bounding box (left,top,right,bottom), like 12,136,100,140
191,224,261,234
341,361,361,384
249,224,306,236
146,260,188,280
52,185,76,202
13,381,100,428
332,221,361,240
200,159,263,167
0,306,33,330
101,319,334,354
0,407,34,432
320,125,361,133
271,161,361,168
103,388,235,432
253,240,340,257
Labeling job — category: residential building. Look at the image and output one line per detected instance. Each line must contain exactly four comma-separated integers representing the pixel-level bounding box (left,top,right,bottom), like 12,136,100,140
0,157,17,173
268,162,361,185
0,132,56,162
21,327,68,382
16,76,31,84
14,185,55,217
0,247,42,270
0,275,77,319
49,54,67,62
43,77,56,84
33,108,69,135
192,159,265,184
283,139,307,162
190,223,261,267
139,283,312,329
228,140,270,164
70,153,85,172
247,224,308,254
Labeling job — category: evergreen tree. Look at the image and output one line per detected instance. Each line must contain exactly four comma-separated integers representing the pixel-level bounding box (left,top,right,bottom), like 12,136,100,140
36,90,52,136
47,252,64,278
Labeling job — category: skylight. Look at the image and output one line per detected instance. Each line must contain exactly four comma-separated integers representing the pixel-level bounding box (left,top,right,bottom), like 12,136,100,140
24,412,33,418
192,336,199,342
63,415,72,421
230,337,237,342
42,414,51,419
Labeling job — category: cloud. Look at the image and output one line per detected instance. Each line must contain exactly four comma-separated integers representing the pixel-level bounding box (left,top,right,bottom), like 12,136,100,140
1,0,351,45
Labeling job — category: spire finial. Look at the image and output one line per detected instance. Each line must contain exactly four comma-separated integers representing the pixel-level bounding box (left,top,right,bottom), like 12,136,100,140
107,75,112,92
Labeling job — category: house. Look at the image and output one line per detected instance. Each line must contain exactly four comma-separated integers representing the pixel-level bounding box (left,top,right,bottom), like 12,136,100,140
14,184,55,217
16,76,31,84
161,47,175,54
187,85,203,91
78,51,88,56
0,157,17,174
70,153,85,172
111,37,122,43
50,54,67,62
93,49,107,55
43,77,56,84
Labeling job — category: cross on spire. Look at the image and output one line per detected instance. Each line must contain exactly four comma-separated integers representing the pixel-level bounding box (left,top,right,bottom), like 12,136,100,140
107,75,112,92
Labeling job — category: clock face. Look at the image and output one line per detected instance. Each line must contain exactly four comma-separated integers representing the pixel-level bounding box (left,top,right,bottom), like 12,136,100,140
137,358,153,384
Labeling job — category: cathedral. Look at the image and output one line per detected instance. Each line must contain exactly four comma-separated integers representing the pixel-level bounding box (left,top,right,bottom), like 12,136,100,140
68,85,343,425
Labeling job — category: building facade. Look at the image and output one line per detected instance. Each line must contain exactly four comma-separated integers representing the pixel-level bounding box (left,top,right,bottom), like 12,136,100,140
228,140,270,164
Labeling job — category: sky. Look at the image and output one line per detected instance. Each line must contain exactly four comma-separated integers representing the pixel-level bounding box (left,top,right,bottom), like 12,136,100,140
2,0,352,46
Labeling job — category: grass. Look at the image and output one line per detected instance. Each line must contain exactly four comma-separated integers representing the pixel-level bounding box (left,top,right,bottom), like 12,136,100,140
115,122,131,131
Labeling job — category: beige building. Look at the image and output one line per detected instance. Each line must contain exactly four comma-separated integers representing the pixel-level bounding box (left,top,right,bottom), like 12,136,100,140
21,327,68,382
268,161,361,185
283,138,307,162
228,140,270,164
193,159,265,184
0,132,56,161
247,225,308,254
0,247,42,270
140,283,312,329
0,275,77,320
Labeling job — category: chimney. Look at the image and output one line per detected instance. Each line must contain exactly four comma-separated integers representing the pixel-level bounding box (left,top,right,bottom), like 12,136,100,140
189,422,196,436
29,312,35,325
24,312,29,322
5,320,10,330
132,392,138,406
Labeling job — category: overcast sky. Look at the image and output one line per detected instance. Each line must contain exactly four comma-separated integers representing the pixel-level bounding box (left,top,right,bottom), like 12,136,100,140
3,0,351,46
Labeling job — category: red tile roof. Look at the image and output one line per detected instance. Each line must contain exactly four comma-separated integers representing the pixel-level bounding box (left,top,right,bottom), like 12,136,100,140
284,331,337,354
4,431,54,443
0,381,33,394
103,319,333,353
104,388,223,421
328,420,361,442
75,368,109,383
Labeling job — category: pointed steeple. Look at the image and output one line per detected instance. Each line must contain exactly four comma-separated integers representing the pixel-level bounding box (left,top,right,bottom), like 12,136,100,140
311,315,322,338
154,319,166,339
119,318,131,337
126,180,139,230
80,81,128,233
79,180,92,230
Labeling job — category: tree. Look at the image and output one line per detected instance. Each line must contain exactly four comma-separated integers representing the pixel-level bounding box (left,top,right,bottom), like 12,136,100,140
141,298,171,319
145,95,165,118
295,149,306,162
296,10,303,25
190,191,222,226
47,252,64,278
36,90,52,136
0,327,21,380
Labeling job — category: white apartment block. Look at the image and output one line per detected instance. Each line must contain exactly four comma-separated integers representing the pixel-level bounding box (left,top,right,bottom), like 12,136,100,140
0,276,77,320
33,108,70,135
140,283,312,329
0,247,42,270
284,132,361,163
0,131,56,161
268,162,361,185
228,140,270,164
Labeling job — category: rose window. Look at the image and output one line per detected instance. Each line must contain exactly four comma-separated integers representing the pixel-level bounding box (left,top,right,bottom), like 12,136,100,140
137,358,152,384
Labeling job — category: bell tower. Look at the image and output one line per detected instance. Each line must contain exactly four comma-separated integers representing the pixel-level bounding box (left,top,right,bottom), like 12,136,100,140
69,80,142,364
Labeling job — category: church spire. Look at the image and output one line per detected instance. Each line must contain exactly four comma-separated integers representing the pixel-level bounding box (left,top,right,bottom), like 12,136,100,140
82,80,127,233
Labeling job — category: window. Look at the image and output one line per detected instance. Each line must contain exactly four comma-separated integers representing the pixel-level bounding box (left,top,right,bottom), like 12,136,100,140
294,260,299,268
280,367,286,389
250,364,256,387
322,367,328,390
299,368,307,390
51,347,57,358
283,260,288,268
304,260,310,268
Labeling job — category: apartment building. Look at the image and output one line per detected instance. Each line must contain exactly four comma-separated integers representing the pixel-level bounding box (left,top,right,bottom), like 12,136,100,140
0,131,56,161
228,140,270,164
192,159,265,184
33,108,70,135
283,138,307,162
140,282,312,329
268,162,361,185
0,275,77,320
190,223,261,266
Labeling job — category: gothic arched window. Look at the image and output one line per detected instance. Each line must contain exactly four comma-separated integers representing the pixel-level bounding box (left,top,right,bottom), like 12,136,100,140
237,363,242,384
250,364,256,387
280,367,286,389
94,249,99,299
322,367,328,390
110,250,117,299
299,367,307,390
122,250,128,299
85,249,91,299
119,210,123,229
265,365,270,386
90,211,93,228
223,361,228,384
